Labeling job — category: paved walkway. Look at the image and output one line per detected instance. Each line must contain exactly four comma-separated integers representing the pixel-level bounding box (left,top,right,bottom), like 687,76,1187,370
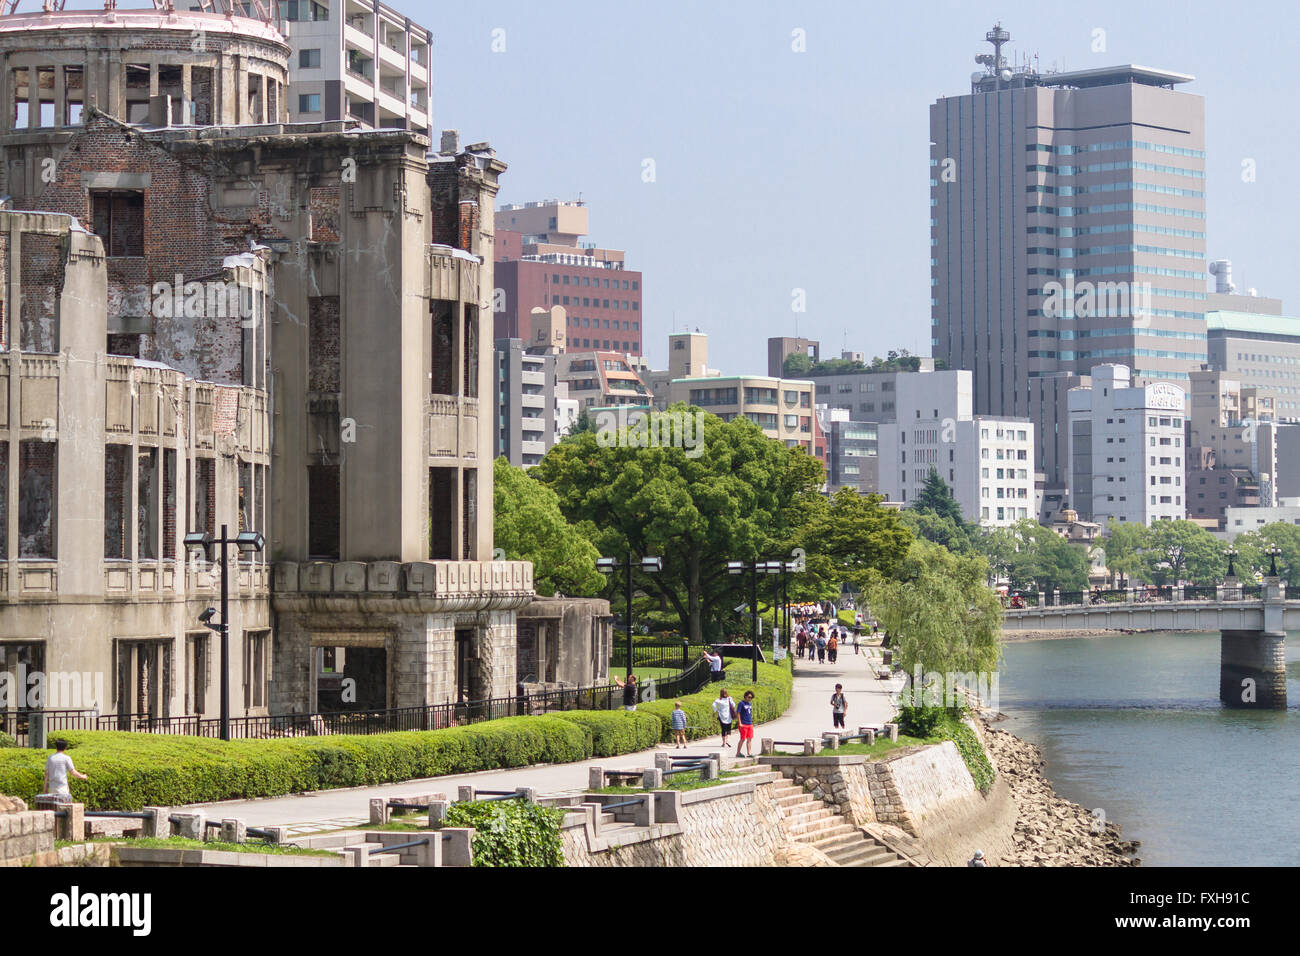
185,643,903,833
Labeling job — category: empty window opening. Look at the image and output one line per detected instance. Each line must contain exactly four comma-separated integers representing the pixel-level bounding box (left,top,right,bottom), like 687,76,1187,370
308,463,340,559
91,190,144,257
104,444,131,559
429,467,455,559
138,447,158,560
462,467,476,559
19,439,55,558
431,300,455,395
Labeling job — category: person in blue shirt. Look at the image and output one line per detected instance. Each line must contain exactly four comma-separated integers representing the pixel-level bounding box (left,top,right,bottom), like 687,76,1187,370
735,690,757,757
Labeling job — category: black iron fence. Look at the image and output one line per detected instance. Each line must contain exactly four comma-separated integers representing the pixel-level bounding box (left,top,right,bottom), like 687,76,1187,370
5,658,714,745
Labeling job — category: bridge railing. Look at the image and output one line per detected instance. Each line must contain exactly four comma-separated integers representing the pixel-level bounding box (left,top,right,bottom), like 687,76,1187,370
1183,585,1218,601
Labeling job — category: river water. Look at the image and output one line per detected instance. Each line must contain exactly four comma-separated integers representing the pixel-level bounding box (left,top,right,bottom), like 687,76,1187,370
997,632,1300,867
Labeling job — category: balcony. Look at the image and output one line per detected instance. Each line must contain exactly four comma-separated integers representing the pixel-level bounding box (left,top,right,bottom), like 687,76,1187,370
520,416,546,432
519,392,545,410
520,370,546,387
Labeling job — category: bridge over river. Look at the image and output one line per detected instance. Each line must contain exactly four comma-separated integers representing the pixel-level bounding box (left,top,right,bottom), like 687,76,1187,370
1002,580,1291,708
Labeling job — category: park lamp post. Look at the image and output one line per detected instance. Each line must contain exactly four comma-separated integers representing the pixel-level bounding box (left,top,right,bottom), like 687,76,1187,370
184,525,265,741
779,560,799,649
1265,546,1282,579
1225,547,1238,580
597,553,662,680
726,559,784,682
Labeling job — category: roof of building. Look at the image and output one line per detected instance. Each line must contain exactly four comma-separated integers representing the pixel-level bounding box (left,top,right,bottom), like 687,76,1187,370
1037,64,1195,88
1206,310,1300,339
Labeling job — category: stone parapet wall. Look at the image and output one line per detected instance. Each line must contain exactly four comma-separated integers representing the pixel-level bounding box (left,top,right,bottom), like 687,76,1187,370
762,755,876,828
0,795,55,867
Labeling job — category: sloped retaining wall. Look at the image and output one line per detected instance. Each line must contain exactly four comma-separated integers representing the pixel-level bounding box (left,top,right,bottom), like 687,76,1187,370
560,776,787,867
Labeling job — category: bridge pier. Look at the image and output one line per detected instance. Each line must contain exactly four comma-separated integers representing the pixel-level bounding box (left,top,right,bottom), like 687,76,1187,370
1219,630,1287,709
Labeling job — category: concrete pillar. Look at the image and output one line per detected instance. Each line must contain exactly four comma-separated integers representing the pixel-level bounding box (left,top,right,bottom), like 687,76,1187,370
632,794,654,827
802,738,816,756
654,753,671,772
457,785,475,803
885,723,899,742
1220,629,1287,709
441,828,474,866
261,826,288,844
411,835,441,867
864,728,876,746
172,811,204,840
824,734,840,750
641,768,662,790
760,738,774,755
580,802,602,837
141,807,170,838
49,802,83,842
653,790,682,824
588,767,604,791
344,845,369,868
518,787,537,804
220,818,247,844
428,799,449,827
368,798,387,826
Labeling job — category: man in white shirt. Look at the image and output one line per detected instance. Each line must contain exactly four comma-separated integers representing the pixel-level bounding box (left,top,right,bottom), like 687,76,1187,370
44,739,88,798
703,648,725,683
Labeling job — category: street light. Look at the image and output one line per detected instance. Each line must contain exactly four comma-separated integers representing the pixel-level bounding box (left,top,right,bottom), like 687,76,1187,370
1225,547,1238,580
1266,546,1282,578
598,552,662,680
725,558,773,682
184,523,264,741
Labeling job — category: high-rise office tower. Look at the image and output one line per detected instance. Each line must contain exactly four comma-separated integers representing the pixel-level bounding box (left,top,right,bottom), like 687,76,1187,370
930,24,1207,507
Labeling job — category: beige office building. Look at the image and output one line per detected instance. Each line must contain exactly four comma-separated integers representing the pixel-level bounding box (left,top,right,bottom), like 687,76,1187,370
669,375,815,451
932,26,1207,496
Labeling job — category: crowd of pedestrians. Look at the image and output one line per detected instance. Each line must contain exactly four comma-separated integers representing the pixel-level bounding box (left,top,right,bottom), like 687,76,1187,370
792,616,857,663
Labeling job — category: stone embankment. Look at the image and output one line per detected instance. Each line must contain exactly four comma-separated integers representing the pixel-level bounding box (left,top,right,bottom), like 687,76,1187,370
980,717,1140,866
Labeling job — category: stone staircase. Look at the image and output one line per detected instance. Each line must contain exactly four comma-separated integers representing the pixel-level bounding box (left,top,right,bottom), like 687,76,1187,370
730,760,909,867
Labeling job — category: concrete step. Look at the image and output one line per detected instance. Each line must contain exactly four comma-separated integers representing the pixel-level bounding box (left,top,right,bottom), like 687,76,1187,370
787,819,854,841
799,824,860,846
829,846,902,868
805,831,865,854
783,805,837,824
774,792,811,808
368,852,402,867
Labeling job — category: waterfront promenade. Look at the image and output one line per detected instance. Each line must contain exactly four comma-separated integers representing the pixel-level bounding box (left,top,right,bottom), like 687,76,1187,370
184,644,902,833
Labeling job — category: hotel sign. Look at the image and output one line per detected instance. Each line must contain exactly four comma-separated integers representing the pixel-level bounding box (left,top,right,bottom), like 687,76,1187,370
1148,383,1185,411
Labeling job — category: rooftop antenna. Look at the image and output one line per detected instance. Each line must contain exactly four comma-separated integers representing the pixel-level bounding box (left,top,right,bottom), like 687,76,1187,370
975,22,1011,90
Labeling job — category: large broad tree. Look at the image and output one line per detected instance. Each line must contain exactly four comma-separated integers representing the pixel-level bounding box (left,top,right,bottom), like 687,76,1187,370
1227,523,1300,585
531,406,827,641
1141,520,1226,585
868,537,1002,679
1102,519,1148,584
493,457,604,597
1004,520,1090,593
794,488,913,598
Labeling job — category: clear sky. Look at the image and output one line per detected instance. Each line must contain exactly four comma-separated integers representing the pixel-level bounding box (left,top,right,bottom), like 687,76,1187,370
411,0,1300,374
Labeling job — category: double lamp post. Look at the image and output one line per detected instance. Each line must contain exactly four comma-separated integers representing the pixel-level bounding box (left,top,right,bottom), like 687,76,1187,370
725,558,798,683
597,552,663,680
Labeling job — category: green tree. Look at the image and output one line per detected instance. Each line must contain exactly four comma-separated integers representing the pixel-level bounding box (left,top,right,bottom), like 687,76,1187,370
531,405,826,641
1006,522,1090,592
565,407,596,439
978,524,1024,584
899,508,976,555
493,457,604,597
1141,520,1226,585
1234,523,1300,585
796,488,913,598
910,466,966,525
782,352,814,376
1102,519,1149,585
868,538,1002,680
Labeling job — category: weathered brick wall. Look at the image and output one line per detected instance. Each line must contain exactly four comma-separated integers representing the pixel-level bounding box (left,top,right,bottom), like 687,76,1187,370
307,295,340,392
19,232,61,353
18,439,55,557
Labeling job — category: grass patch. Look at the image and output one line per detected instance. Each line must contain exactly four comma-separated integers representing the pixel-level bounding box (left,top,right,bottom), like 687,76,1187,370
818,735,930,759
123,836,339,857
595,770,743,794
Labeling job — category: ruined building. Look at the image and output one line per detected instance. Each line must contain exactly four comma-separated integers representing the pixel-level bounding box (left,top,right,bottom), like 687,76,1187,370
0,3,564,726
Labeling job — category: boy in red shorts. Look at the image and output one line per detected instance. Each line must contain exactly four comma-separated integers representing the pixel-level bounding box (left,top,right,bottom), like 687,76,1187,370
735,690,757,757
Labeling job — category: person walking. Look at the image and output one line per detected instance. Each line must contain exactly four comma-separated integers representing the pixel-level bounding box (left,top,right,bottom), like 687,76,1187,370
853,630,860,655
44,739,88,799
816,630,827,663
827,632,838,664
703,648,725,682
830,684,848,729
670,700,688,748
613,673,638,711
712,688,737,747
735,690,757,758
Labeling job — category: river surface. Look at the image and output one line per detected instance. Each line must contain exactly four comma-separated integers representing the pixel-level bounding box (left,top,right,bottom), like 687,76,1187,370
997,631,1300,867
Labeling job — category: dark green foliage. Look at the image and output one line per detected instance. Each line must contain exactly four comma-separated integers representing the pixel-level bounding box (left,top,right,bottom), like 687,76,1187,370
0,731,15,749
441,800,567,867
550,711,662,756
0,717,591,810
910,466,965,525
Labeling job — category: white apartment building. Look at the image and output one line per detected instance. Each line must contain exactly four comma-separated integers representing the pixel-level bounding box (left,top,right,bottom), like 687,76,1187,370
877,370,1036,526
281,0,432,133
1068,365,1187,525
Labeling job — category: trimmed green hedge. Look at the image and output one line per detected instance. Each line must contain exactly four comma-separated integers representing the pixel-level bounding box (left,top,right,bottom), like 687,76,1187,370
550,710,662,756
640,660,794,743
0,661,796,811
0,731,15,749
0,716,590,810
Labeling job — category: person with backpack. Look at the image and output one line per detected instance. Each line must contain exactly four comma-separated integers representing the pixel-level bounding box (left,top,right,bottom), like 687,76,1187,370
827,632,838,664
830,684,848,729
712,688,737,747
816,629,827,663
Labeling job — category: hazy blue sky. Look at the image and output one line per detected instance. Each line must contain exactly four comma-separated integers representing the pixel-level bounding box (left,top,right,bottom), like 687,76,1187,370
409,0,1300,373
